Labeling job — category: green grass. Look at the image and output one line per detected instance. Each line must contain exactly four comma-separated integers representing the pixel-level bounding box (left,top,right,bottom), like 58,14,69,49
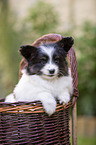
78,136,96,145
70,136,96,145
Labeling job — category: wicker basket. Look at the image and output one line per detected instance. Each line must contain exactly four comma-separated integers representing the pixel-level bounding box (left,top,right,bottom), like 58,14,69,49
0,34,79,145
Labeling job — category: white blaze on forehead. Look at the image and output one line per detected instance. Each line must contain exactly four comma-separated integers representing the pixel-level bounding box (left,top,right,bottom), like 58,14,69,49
40,45,59,78
40,45,54,61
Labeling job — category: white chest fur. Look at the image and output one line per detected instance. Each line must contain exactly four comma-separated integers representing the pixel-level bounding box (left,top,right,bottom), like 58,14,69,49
14,72,72,100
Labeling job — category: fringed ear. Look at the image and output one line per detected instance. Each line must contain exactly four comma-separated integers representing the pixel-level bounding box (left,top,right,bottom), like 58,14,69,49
56,37,74,52
19,45,37,61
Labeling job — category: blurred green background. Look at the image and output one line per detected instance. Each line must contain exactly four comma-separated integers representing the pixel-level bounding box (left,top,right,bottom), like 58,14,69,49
0,0,96,144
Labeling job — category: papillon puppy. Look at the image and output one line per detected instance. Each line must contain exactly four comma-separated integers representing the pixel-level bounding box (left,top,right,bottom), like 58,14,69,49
5,37,74,116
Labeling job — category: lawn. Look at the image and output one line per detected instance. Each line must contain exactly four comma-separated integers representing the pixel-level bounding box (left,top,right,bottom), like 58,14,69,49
70,136,96,145
78,136,96,145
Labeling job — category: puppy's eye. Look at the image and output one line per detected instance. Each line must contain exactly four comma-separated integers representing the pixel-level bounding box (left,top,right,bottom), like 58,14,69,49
54,56,60,63
40,57,47,64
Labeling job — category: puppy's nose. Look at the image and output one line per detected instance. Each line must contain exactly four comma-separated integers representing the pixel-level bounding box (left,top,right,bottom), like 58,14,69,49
49,69,55,74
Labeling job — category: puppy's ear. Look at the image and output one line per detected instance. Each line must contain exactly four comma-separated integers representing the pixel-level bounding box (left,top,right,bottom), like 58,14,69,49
19,45,37,61
56,37,74,52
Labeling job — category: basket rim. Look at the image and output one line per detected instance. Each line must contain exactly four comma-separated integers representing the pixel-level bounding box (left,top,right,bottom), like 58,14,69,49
0,99,71,114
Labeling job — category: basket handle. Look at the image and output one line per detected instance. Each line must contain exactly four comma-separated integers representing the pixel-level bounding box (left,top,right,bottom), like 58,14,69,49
67,46,79,100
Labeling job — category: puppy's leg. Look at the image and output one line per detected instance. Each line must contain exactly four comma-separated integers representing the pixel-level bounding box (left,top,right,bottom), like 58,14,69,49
37,93,56,116
5,93,16,103
58,88,70,105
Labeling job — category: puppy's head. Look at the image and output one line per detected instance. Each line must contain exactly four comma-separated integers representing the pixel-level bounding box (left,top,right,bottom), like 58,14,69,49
19,37,74,79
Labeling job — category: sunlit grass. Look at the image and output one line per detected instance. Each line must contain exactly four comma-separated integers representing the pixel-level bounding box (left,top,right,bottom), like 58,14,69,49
70,136,96,145
78,136,96,145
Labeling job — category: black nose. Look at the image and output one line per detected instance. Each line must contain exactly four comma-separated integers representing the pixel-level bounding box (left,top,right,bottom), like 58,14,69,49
49,69,55,74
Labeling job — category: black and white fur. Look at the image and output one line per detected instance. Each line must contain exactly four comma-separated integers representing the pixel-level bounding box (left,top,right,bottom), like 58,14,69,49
5,37,74,115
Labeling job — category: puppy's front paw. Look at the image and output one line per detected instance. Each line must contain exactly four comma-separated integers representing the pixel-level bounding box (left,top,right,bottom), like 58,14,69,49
43,100,56,116
59,93,70,105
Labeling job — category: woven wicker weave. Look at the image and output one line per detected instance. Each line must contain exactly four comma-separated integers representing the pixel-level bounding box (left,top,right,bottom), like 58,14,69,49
0,34,79,145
